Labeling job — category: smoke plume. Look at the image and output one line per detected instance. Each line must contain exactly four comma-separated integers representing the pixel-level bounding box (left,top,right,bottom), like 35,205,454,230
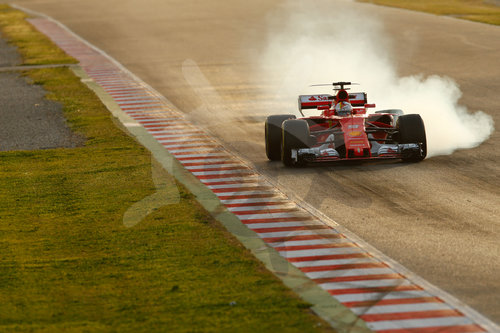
257,0,494,157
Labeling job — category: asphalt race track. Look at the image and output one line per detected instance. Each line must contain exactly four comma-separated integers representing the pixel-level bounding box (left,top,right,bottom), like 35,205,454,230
11,0,500,324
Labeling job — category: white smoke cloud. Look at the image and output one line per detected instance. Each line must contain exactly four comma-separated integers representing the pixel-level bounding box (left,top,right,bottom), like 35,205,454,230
257,0,494,157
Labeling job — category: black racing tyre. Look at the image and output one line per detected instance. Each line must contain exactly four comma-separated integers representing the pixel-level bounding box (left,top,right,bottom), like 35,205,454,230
375,109,404,115
265,114,296,161
281,119,310,167
397,114,427,162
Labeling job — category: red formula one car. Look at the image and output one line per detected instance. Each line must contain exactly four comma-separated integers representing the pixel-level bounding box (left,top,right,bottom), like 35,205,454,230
265,82,426,167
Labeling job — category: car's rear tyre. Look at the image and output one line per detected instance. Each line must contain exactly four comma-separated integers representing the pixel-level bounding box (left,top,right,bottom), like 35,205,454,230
375,109,404,125
281,119,310,167
265,114,296,161
397,114,427,162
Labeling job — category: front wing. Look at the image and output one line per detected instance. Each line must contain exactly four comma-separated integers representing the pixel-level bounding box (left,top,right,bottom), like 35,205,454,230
293,143,424,163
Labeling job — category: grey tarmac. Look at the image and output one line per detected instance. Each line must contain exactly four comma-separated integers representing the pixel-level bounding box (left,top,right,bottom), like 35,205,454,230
0,35,83,151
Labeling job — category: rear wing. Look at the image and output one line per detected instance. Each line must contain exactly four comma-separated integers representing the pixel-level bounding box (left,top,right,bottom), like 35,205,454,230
298,92,368,112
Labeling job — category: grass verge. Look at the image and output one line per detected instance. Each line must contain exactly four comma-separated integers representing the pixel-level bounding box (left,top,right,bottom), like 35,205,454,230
357,0,500,25
0,4,77,65
0,5,332,333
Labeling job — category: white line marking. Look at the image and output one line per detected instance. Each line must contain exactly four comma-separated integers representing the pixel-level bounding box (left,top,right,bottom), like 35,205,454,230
163,143,218,149
292,257,376,268
279,247,364,258
119,103,165,108
192,170,253,176
185,164,245,171
334,290,433,303
114,96,155,101
256,229,339,239
351,302,452,316
306,268,393,280
220,198,286,205
153,133,207,139
267,238,347,247
237,212,305,220
146,125,197,130
245,222,318,229
320,278,411,291
227,204,293,212
157,134,212,140
153,131,205,137
246,221,324,229
212,187,274,194
110,92,151,97
133,117,183,121
139,120,188,125
181,159,232,165
174,153,229,159
366,317,474,331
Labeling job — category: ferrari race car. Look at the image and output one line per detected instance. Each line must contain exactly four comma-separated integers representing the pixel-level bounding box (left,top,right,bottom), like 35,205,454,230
265,82,427,166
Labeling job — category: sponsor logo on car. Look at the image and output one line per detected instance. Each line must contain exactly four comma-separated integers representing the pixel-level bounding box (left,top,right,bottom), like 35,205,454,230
348,131,362,137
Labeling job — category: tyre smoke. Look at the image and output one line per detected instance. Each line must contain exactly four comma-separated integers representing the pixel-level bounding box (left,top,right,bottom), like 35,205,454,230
257,0,494,157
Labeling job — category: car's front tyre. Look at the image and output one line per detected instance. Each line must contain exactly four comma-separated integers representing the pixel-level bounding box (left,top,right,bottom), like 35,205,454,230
281,119,310,167
397,114,427,162
265,114,296,161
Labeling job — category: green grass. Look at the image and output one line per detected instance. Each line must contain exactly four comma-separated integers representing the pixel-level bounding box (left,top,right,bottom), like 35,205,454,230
0,5,333,333
0,4,77,65
357,0,500,25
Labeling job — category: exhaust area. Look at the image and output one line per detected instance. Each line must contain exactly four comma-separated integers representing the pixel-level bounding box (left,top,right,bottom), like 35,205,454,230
257,0,494,157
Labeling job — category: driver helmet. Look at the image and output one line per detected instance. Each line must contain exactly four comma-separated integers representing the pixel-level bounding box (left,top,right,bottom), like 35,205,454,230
335,101,353,116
